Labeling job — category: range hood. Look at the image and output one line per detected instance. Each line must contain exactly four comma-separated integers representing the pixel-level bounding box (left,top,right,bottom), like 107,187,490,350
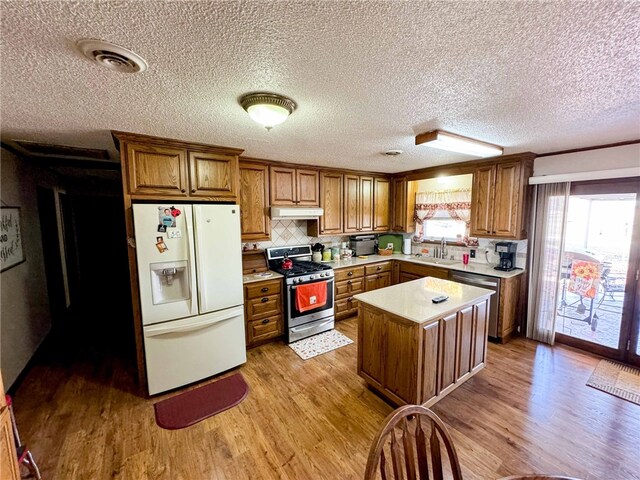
270,206,324,220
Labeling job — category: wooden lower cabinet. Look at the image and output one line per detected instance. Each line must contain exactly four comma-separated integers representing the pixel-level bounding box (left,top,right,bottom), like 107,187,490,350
0,371,20,480
364,261,392,292
334,262,392,320
497,275,521,341
244,279,283,347
334,266,365,320
397,262,448,281
357,298,490,407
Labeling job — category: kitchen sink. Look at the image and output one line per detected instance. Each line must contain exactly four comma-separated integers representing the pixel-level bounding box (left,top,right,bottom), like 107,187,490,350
413,257,460,266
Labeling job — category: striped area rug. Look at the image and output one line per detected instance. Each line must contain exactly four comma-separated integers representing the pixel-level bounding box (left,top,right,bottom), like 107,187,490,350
586,359,640,405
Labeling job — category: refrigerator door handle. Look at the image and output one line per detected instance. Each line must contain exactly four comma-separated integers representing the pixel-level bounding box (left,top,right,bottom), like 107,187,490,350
184,207,199,317
144,307,243,338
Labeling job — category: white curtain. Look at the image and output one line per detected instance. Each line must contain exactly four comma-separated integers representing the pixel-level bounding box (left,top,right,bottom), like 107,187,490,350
414,189,471,237
527,182,570,345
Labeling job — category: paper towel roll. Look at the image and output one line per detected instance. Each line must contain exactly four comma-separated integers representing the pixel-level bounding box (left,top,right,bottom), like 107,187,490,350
402,238,411,254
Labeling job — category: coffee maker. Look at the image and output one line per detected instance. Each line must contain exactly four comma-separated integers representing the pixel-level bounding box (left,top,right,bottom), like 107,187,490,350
494,242,517,271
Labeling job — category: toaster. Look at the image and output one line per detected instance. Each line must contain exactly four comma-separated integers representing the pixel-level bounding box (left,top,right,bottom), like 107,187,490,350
349,235,377,256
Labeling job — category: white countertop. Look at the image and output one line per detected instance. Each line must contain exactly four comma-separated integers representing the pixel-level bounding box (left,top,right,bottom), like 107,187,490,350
329,254,525,279
353,277,494,324
242,271,284,284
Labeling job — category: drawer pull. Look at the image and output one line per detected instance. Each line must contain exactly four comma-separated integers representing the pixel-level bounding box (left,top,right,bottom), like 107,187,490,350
347,271,353,276
377,266,382,270
262,318,270,324
261,287,269,293
347,297,353,302
261,297,269,303
347,280,352,285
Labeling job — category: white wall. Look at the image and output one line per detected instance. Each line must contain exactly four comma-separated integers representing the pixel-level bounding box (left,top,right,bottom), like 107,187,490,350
415,174,473,192
0,148,55,388
533,143,640,177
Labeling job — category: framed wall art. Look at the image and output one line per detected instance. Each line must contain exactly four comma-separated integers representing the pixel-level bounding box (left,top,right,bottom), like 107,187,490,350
1,206,25,272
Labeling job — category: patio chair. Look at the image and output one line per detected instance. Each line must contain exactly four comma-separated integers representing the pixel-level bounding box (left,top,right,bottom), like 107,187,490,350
598,267,626,306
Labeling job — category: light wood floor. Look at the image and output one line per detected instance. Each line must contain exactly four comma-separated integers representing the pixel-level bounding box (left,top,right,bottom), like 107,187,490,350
12,318,640,480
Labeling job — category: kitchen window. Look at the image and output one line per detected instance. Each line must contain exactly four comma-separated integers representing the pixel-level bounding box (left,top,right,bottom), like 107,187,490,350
414,188,471,241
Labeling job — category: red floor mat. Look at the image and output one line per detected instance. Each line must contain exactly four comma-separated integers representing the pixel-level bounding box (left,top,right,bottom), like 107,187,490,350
154,373,249,430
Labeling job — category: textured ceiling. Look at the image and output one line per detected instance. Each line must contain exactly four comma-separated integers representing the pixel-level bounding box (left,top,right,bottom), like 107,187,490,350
1,1,639,174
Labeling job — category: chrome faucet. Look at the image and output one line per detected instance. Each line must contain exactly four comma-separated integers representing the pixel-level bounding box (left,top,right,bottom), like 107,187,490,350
440,237,448,259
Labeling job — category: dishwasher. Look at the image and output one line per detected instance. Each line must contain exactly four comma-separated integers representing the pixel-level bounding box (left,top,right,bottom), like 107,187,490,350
449,270,501,339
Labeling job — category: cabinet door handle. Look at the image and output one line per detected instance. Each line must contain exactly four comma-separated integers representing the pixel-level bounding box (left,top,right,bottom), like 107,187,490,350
261,287,269,293
181,189,186,193
347,297,353,302
191,189,196,193
262,318,270,324
347,280,352,284
347,271,353,276
377,266,382,270
261,297,269,303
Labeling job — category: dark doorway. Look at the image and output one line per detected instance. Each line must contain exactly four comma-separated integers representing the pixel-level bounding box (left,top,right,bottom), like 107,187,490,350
36,187,66,325
68,193,133,354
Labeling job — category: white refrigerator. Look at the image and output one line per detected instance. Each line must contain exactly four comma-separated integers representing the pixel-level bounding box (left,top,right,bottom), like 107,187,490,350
133,203,246,395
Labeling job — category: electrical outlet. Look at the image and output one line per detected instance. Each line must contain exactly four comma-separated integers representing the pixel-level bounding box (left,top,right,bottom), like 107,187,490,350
469,249,476,258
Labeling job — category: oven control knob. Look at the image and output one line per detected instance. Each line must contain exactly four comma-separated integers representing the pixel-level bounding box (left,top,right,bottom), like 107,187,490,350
310,275,316,279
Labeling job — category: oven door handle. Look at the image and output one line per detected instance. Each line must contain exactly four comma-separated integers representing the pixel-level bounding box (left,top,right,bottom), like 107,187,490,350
290,319,334,333
290,278,334,290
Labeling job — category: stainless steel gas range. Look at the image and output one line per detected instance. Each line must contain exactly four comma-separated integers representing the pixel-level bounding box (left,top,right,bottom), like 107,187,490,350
266,245,335,343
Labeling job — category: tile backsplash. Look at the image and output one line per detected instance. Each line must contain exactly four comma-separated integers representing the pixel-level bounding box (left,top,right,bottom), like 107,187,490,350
246,220,528,269
411,238,528,269
245,220,349,250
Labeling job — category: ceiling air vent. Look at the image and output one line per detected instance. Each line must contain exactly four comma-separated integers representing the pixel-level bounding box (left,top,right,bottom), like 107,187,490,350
77,39,148,73
383,150,403,156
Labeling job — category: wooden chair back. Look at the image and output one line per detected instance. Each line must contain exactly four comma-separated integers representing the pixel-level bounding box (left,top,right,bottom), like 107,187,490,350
364,405,463,480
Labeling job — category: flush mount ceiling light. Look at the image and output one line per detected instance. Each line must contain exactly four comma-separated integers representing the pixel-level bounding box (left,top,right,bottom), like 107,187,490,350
77,39,148,73
240,92,297,130
415,130,503,158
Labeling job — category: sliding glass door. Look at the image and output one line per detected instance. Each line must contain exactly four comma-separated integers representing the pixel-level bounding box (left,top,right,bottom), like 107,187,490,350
554,178,640,366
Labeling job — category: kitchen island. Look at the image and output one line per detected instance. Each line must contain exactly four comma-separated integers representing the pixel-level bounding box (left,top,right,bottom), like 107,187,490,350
354,277,494,407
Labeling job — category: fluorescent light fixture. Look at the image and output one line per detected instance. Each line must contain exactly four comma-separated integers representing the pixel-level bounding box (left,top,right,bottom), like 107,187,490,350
240,92,297,130
415,130,503,158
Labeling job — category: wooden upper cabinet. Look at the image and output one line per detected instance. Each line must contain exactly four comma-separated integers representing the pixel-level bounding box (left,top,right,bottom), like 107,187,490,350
470,165,495,236
391,177,417,233
318,171,343,235
342,174,379,233
296,169,320,206
269,166,319,206
270,166,297,205
392,177,407,231
126,143,189,196
114,131,244,201
373,176,390,232
492,162,521,236
470,159,527,239
189,151,239,200
239,161,270,241
344,174,360,233
360,176,374,232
